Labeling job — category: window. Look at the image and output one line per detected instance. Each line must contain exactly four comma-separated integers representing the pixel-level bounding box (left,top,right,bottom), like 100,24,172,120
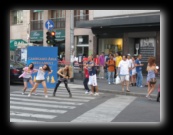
50,10,66,28
51,10,66,18
74,10,89,20
33,11,43,20
12,10,23,24
77,36,89,44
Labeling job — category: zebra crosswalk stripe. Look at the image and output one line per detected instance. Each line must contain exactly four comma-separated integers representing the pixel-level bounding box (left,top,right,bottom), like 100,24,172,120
10,106,67,113
10,101,76,109
10,111,57,119
10,118,44,122
10,94,90,102
10,97,83,105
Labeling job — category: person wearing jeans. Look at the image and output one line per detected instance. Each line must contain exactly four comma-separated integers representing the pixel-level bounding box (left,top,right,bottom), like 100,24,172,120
135,54,144,87
107,54,116,84
99,52,105,79
136,71,143,87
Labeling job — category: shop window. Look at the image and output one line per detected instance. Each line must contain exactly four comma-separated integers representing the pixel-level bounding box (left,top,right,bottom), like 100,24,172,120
98,38,123,55
77,35,88,44
12,10,23,24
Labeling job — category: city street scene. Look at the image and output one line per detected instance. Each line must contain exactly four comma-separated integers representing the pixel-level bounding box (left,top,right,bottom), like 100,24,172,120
10,10,160,123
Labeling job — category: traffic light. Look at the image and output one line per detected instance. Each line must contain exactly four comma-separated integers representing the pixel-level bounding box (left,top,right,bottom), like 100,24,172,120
46,31,56,45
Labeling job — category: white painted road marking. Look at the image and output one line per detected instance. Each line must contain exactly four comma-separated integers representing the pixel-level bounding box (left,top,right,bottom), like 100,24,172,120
71,95,136,122
10,111,57,119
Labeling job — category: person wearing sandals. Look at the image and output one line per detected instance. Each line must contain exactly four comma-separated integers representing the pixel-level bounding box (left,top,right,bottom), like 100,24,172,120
146,57,158,100
117,55,131,92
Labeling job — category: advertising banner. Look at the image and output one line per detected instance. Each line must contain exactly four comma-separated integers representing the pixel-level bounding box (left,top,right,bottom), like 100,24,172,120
27,46,58,88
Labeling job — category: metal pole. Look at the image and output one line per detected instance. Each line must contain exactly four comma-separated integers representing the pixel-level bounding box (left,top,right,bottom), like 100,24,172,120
70,10,74,82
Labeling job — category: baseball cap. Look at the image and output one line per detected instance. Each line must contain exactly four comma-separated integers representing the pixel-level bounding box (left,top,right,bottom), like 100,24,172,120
127,54,131,56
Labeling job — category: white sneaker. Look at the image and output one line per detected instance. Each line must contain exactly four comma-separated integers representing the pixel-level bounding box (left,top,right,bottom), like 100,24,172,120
108,82,111,85
22,92,25,95
34,93,38,95
89,92,94,95
28,93,31,97
45,95,48,98
146,95,152,100
94,92,99,96
85,91,89,94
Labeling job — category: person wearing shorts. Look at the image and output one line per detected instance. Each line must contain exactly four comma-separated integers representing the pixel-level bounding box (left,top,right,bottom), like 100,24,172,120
28,64,53,98
117,55,131,92
86,55,99,96
19,63,37,95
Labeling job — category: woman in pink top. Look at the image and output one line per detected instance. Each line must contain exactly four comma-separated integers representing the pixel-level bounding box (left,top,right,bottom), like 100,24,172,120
19,63,38,95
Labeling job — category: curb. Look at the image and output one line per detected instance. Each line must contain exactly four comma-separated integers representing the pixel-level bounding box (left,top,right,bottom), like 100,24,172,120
97,89,157,98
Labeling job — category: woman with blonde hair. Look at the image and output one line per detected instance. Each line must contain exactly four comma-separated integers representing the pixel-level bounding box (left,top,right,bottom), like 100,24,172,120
53,65,72,98
146,57,158,99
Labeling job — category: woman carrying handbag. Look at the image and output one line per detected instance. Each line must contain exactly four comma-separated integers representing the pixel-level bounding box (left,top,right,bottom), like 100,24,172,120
146,57,159,100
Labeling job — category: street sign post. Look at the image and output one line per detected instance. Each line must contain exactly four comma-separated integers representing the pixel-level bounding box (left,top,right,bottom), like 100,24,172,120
45,20,54,30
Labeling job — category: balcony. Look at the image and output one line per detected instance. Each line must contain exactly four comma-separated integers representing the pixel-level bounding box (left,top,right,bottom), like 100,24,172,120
30,20,43,31
51,18,65,29
74,14,89,27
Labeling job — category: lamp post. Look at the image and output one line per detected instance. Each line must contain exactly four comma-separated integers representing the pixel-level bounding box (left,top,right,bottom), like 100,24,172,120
27,23,30,43
70,10,74,82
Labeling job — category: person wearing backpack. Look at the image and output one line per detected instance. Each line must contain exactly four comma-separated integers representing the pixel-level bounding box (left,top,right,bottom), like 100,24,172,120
107,54,116,84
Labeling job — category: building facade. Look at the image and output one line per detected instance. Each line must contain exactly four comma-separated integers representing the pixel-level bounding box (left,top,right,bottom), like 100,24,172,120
76,10,160,74
10,10,160,74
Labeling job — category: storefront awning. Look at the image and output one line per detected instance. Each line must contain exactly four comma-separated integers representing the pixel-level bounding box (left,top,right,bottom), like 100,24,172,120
10,39,27,51
76,14,160,28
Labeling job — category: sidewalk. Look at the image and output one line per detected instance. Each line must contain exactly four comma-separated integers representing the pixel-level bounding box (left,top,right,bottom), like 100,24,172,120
69,76,160,98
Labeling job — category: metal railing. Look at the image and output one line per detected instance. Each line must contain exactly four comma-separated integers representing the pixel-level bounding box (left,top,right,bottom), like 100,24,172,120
50,18,66,29
30,20,43,31
74,14,89,27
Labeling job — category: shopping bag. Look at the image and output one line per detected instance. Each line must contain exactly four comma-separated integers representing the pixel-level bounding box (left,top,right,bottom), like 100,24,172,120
116,76,121,84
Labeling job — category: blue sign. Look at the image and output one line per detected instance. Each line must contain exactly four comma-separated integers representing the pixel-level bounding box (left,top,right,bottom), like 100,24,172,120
27,46,58,88
45,19,54,30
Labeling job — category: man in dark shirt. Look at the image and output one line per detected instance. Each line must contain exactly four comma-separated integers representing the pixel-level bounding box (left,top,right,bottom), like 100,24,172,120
135,54,144,87
85,55,99,96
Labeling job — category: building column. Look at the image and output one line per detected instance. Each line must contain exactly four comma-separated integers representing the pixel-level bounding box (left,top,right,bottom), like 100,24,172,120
156,31,160,68
65,10,71,62
123,33,129,55
43,10,49,46
88,33,95,56
92,35,97,57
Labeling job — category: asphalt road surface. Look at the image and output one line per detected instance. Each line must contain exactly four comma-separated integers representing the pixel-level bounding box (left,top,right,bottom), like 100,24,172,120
10,83,160,123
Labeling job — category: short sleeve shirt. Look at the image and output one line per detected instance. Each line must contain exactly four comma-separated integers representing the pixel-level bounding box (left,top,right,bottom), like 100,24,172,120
135,59,142,72
87,61,96,76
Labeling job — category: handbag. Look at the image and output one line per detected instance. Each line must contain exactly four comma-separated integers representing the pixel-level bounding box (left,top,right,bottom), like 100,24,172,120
149,78,157,84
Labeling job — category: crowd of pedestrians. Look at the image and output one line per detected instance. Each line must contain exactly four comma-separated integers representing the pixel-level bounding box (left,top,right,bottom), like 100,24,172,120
18,51,159,101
